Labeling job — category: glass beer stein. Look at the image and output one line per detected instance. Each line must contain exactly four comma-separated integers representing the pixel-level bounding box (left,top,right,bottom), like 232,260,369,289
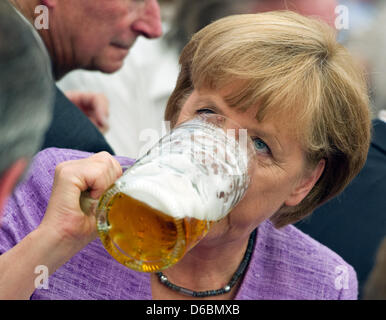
80,114,256,272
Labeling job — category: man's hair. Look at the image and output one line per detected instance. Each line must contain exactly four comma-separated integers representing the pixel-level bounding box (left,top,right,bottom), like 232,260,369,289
0,0,54,176
165,11,371,228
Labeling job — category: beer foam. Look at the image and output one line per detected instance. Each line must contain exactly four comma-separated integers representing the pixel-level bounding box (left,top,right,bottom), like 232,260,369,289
117,119,250,221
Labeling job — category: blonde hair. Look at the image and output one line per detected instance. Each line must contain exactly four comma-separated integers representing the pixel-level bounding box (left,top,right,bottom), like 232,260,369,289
165,11,371,228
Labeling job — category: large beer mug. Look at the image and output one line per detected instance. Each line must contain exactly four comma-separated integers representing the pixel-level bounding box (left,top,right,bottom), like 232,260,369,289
80,114,256,272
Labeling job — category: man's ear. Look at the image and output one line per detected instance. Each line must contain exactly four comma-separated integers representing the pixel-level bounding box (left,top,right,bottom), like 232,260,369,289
284,159,326,207
0,159,28,216
41,0,57,9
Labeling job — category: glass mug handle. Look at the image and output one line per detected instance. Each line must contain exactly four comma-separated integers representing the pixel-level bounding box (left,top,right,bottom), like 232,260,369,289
79,191,97,216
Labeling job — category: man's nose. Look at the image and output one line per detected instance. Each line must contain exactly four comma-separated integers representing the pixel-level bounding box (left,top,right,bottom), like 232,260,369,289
132,0,163,39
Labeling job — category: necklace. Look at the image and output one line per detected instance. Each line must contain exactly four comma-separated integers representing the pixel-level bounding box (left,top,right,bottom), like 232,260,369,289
156,229,257,298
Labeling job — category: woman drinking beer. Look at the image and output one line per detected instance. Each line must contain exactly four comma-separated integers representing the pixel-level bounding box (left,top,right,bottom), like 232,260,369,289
0,11,370,299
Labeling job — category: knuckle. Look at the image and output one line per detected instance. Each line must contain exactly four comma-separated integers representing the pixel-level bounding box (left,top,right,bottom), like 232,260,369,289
54,161,71,176
104,155,116,169
100,159,115,174
93,151,112,163
54,161,78,183
90,153,121,177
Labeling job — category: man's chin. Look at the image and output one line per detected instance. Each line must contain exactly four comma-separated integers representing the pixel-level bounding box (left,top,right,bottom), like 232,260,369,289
91,47,131,73
90,57,126,74
99,61,125,74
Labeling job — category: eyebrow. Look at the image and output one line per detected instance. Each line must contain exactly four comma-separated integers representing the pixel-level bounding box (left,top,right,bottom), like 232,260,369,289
195,97,224,113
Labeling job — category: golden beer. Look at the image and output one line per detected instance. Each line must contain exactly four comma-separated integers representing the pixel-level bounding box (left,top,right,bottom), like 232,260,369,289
97,190,211,272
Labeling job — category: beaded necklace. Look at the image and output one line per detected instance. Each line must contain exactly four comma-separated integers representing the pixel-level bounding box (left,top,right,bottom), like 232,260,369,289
155,229,257,298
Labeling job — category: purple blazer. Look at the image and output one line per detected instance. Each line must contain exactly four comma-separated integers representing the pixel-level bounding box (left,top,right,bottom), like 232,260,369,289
0,148,358,300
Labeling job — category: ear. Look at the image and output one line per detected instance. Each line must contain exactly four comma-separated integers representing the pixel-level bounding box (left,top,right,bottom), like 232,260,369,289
284,159,326,207
41,0,57,9
0,159,28,216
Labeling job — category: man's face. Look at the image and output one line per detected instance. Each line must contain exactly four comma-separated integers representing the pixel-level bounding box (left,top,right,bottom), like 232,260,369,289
60,0,162,73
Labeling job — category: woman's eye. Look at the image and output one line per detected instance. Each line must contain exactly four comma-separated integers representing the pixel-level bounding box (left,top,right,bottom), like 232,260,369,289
252,137,271,155
196,108,216,114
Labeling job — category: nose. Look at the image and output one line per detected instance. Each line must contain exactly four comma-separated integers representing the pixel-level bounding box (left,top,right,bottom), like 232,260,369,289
132,0,163,39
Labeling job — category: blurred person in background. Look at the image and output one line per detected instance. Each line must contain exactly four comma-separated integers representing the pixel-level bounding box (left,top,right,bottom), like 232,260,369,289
143,0,338,142
344,0,384,119
296,117,386,299
9,0,163,155
338,0,378,45
363,237,386,300
252,0,337,27
0,0,54,219
58,0,189,158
